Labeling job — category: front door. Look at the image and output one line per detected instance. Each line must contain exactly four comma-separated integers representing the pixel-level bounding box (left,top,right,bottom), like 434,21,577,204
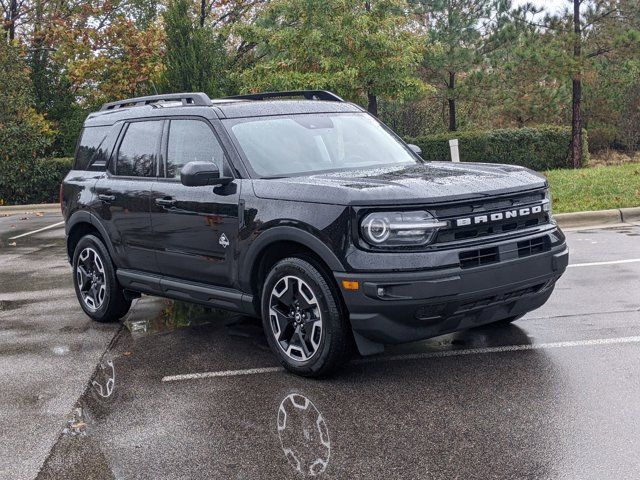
150,118,241,287
94,119,163,273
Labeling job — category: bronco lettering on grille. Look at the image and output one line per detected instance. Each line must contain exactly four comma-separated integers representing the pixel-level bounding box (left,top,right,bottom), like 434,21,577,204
455,203,548,227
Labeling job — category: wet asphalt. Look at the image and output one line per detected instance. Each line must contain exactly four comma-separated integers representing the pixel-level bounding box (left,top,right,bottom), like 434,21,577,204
1,212,640,480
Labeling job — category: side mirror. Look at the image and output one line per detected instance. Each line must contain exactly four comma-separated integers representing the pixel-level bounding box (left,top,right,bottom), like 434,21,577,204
407,144,422,156
180,161,232,187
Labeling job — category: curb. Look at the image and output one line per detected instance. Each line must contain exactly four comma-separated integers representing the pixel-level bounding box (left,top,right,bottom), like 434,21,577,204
555,207,640,228
0,203,60,215
621,206,640,223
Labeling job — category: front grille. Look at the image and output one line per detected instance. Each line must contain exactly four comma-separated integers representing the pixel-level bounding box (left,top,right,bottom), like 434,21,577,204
440,216,546,243
432,190,550,245
517,236,550,258
459,247,499,269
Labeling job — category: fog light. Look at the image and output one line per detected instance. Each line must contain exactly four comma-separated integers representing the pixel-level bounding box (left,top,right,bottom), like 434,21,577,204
377,287,385,297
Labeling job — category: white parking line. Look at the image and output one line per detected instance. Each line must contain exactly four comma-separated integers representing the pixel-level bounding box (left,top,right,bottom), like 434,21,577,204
8,221,64,240
161,335,640,382
568,258,640,268
162,366,283,381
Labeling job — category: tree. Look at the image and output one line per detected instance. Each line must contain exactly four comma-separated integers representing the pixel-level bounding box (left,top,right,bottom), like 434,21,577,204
477,5,571,128
51,0,165,106
545,0,640,166
1,0,25,40
235,0,426,115
0,41,53,204
411,0,511,131
160,0,230,96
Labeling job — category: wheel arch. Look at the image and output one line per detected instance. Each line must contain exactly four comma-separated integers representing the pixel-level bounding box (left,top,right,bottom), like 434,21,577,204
240,227,347,312
66,211,116,264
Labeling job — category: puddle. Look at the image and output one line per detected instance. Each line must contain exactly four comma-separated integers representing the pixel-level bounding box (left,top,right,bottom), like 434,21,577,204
52,346,70,356
123,300,236,335
90,360,117,402
38,358,119,480
62,407,88,437
225,315,264,340
278,393,330,477
0,299,31,312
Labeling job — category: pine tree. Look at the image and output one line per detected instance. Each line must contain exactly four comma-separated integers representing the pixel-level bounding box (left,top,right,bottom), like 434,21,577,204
161,0,229,96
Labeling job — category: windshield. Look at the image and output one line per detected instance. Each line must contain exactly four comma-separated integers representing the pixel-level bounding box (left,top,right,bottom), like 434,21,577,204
224,113,419,177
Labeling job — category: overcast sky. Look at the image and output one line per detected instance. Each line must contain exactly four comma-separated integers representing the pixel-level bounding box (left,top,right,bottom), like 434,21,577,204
513,0,570,15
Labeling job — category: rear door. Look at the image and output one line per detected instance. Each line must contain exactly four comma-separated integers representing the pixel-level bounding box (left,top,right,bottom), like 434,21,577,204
94,119,163,273
150,117,241,287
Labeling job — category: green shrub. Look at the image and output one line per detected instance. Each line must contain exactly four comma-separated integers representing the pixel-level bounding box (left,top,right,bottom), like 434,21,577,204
587,126,622,153
406,126,589,170
0,157,73,205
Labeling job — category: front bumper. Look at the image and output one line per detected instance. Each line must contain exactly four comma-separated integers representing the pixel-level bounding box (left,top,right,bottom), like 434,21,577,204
335,241,568,355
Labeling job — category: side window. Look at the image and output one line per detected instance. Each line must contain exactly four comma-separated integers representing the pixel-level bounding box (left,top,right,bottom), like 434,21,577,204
75,126,111,170
115,121,162,177
166,120,226,178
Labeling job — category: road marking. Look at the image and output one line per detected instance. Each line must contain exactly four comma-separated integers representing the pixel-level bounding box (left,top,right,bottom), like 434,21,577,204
8,221,64,240
161,335,640,382
527,307,639,320
568,258,640,268
162,366,283,382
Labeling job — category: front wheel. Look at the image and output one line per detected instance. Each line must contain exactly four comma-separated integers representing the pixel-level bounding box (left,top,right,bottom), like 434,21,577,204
72,235,131,323
261,257,352,377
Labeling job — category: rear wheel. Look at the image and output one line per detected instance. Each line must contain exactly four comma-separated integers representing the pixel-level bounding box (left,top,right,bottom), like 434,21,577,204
261,257,352,377
72,235,130,323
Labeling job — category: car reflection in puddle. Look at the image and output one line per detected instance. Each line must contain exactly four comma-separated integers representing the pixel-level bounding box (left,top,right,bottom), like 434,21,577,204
277,393,331,477
124,299,233,335
62,358,117,438
91,359,116,400
123,299,267,352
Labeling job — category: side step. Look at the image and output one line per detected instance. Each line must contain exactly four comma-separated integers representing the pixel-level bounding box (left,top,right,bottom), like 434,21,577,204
116,269,256,316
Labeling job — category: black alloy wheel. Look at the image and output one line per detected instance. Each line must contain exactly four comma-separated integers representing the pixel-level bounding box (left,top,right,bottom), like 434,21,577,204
72,235,131,323
269,275,324,362
76,246,107,311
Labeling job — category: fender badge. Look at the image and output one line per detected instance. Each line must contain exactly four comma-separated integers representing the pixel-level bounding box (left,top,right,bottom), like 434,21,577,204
219,233,230,249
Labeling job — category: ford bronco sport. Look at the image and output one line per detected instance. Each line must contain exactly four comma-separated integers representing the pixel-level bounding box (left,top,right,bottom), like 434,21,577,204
62,90,568,376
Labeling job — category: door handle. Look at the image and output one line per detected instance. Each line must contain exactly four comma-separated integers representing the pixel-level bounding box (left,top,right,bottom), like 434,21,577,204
98,194,115,202
155,197,177,207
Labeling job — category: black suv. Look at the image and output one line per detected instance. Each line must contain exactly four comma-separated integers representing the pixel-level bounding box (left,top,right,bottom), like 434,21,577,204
62,90,568,376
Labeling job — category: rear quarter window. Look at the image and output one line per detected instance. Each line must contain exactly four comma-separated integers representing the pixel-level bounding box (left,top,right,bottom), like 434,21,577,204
74,126,111,170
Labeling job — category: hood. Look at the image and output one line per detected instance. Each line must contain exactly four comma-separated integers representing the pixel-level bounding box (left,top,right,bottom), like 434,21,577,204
251,162,548,206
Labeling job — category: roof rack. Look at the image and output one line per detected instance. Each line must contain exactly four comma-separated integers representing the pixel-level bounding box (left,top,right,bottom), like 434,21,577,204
100,92,213,111
225,90,344,102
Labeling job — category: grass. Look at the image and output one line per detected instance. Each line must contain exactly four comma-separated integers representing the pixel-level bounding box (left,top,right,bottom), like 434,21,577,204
544,162,640,213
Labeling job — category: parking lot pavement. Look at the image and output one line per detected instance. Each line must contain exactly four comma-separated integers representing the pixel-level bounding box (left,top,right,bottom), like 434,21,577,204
2,215,640,479
0,212,124,480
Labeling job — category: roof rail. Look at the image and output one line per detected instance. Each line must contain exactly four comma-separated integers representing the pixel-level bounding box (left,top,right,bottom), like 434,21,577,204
225,90,344,102
100,92,213,111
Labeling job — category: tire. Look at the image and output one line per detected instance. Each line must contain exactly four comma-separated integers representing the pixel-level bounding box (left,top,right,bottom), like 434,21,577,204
261,257,352,377
72,234,131,323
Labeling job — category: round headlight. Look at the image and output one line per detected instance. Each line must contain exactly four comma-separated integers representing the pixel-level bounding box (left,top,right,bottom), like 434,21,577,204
360,211,448,247
365,217,390,243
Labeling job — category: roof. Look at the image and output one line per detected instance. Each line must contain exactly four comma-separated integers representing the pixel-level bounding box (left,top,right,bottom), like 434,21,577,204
212,99,363,119
83,91,364,127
